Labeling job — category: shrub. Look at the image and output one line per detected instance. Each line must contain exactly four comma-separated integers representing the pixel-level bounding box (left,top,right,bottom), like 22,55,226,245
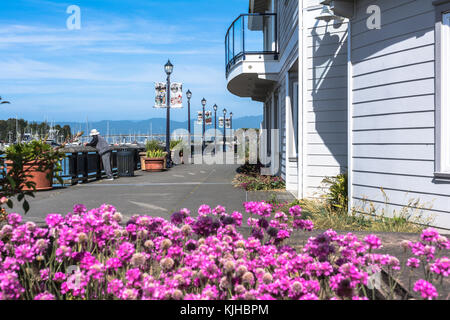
1,140,66,214
170,139,183,151
234,163,284,191
145,140,164,152
234,174,285,191
146,149,166,158
322,173,348,213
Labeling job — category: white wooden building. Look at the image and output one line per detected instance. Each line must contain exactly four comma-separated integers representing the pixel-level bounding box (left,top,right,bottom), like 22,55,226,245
225,0,450,230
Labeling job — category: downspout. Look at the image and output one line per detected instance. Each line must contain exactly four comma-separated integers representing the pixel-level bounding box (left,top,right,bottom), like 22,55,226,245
298,0,305,200
347,21,353,214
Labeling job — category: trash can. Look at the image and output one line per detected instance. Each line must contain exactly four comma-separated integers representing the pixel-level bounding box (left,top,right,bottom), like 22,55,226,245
117,148,135,177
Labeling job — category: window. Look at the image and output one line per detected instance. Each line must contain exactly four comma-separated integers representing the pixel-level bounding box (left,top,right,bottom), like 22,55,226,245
436,11,450,175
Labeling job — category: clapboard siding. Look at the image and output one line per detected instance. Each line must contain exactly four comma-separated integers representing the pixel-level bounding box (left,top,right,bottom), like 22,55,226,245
353,45,435,76
353,144,435,161
350,0,450,229
352,185,450,212
353,94,435,117
353,61,435,90
353,128,435,144
277,0,298,58
303,4,348,198
353,112,435,130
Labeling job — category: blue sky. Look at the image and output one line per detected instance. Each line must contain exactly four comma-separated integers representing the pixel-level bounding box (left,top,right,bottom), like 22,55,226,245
0,0,262,122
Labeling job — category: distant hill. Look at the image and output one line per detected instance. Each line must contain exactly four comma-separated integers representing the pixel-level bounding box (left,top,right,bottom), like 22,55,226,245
58,116,263,135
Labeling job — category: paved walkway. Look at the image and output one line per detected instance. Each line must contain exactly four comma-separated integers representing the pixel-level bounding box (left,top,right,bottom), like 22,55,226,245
14,163,295,224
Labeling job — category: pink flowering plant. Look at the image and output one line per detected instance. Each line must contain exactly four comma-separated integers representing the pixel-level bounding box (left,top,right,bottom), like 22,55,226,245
0,202,448,300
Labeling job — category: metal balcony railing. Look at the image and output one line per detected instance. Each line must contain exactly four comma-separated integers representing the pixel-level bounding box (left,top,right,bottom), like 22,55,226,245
225,13,278,77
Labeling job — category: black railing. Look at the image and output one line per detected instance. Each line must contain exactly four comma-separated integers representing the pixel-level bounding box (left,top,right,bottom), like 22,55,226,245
225,13,278,77
59,146,144,186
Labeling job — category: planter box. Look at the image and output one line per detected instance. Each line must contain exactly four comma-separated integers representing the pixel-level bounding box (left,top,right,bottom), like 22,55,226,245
5,160,53,191
142,157,165,172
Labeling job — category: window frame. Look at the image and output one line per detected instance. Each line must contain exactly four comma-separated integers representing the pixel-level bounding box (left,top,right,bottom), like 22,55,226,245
434,1,450,178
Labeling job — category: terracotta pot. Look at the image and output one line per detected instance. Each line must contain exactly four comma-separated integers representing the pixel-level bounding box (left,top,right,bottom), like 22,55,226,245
143,157,165,172
5,160,53,191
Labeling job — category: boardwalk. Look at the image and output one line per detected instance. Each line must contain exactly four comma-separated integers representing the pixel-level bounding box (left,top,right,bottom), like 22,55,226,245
14,163,295,224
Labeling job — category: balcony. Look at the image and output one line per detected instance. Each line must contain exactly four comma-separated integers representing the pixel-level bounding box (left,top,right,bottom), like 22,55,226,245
225,13,279,102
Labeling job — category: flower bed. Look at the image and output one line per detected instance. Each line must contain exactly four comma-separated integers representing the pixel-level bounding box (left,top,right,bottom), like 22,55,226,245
234,164,285,191
0,202,448,300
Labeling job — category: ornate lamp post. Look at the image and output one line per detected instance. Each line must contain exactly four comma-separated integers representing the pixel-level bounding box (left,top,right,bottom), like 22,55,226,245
201,98,207,153
164,60,174,168
213,104,218,152
223,108,227,153
186,89,192,158
229,112,233,154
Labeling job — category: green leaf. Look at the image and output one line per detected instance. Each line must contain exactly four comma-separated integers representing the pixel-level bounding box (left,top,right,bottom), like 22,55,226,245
23,200,30,213
7,199,13,209
7,176,16,189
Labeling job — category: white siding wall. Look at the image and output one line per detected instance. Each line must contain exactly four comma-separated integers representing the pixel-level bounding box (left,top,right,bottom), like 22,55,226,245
278,0,299,57
302,1,349,198
261,0,299,186
350,0,450,229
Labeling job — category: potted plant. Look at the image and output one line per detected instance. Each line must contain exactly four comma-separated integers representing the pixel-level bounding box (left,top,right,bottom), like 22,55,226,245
142,149,167,172
141,140,164,170
5,140,66,191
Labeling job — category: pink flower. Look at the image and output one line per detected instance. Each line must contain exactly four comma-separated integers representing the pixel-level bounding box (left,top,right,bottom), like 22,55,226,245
364,235,382,250
231,212,243,227
45,214,64,228
39,268,50,281
107,279,124,297
116,242,135,262
289,205,302,217
293,219,314,231
430,257,449,277
198,204,212,216
7,213,22,227
406,258,420,269
34,292,55,300
53,272,66,282
413,280,438,300
106,257,122,271
0,271,25,300
420,228,440,243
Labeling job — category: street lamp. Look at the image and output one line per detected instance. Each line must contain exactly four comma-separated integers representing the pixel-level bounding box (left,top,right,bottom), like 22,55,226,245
223,108,227,152
186,89,192,158
165,60,173,168
201,98,207,153
213,104,218,152
229,112,233,155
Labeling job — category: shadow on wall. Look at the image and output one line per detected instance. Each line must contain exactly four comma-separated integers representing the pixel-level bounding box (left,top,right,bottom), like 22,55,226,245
310,19,348,174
